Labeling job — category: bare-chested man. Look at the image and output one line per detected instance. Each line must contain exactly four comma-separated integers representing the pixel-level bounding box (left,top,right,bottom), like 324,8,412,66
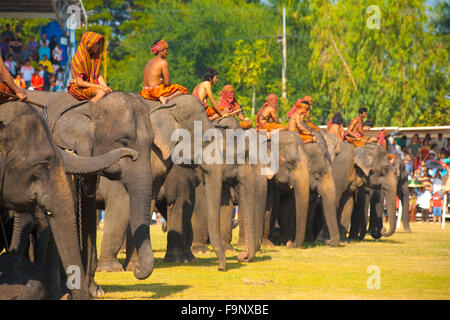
0,48,27,103
287,98,317,143
139,39,188,104
256,94,287,132
327,112,345,141
345,107,375,147
192,67,228,120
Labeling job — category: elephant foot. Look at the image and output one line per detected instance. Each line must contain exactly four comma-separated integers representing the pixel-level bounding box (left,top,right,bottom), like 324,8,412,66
164,248,188,263
340,235,350,243
326,239,339,247
315,232,329,243
237,238,245,248
96,258,124,272
124,257,139,272
403,228,412,233
222,242,236,252
191,244,209,254
237,251,253,262
261,238,274,247
186,250,196,262
89,282,105,298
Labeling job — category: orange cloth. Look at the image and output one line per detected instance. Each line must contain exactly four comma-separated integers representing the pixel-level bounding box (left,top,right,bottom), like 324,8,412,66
345,135,367,147
14,76,26,89
31,75,44,91
0,81,14,103
299,132,316,143
68,31,105,101
239,119,253,130
139,83,189,101
258,122,287,132
306,121,319,132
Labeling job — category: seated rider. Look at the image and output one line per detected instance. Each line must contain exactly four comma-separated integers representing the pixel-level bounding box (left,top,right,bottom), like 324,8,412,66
345,107,375,147
192,68,228,120
301,96,319,132
139,39,189,104
0,49,27,103
67,32,112,103
327,112,345,141
287,98,317,144
256,94,287,132
217,84,252,129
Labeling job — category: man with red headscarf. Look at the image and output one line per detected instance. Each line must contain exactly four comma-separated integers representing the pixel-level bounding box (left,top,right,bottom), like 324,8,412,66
287,98,317,143
256,94,287,132
67,31,112,103
139,39,189,104
217,84,252,129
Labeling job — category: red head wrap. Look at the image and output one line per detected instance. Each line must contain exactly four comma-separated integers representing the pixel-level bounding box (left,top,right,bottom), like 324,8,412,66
71,31,104,84
152,40,168,55
218,85,238,113
257,94,278,120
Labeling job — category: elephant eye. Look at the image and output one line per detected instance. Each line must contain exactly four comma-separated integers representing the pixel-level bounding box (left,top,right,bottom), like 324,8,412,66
287,160,296,170
381,166,389,176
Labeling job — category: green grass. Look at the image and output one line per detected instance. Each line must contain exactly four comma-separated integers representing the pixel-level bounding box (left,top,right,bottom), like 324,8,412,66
93,222,450,300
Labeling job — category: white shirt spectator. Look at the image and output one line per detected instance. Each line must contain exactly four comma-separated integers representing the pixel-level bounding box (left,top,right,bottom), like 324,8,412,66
432,178,442,194
417,190,432,210
20,65,34,82
52,46,63,62
5,59,16,76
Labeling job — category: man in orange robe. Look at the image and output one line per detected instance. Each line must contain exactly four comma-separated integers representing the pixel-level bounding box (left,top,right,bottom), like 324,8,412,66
256,94,287,132
67,31,112,103
217,84,252,129
139,39,188,104
345,107,376,147
192,67,227,120
287,98,317,144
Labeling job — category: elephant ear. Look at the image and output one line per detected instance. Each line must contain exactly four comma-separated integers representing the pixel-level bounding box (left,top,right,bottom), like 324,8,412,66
354,147,373,177
150,111,180,161
0,121,7,186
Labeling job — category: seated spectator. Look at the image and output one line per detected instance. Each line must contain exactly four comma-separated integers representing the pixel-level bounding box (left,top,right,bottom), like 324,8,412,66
30,70,44,91
19,59,34,88
435,133,445,151
39,54,53,74
42,66,50,91
14,73,26,89
22,36,38,62
408,134,421,158
421,138,431,160
49,74,56,92
38,41,50,62
52,43,63,66
416,187,432,223
4,54,16,76
38,64,44,78
404,153,413,174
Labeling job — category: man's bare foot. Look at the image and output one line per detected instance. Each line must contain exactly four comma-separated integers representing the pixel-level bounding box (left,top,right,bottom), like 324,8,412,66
160,96,168,105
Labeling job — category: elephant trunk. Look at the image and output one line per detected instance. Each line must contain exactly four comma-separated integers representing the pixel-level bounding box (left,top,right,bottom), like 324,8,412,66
121,160,154,280
401,183,412,233
9,211,34,255
381,172,398,237
317,170,340,246
45,165,89,299
60,147,139,174
291,165,310,247
237,166,257,262
203,164,226,271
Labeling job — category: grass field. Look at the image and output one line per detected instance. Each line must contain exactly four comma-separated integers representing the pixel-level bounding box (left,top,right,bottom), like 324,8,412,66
95,222,450,300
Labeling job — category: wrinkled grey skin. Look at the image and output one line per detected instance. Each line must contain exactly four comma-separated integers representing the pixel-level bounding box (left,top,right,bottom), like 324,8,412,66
96,94,227,271
318,135,398,242
349,155,411,240
191,117,265,262
0,102,88,299
25,90,154,297
262,130,340,248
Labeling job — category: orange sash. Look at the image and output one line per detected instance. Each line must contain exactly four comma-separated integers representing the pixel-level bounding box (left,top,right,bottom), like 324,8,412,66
67,83,98,100
0,81,14,104
258,122,287,132
139,83,189,101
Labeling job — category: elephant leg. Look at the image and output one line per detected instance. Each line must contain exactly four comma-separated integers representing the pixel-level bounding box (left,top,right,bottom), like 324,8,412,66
349,189,365,241
369,190,383,239
97,182,129,272
261,182,274,247
305,197,318,243
45,233,64,300
278,193,295,246
358,190,371,241
220,188,235,252
191,183,210,254
237,209,245,247
338,193,354,242
400,184,412,233
269,187,281,245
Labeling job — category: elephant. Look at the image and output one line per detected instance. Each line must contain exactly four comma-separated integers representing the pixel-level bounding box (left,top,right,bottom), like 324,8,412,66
348,155,411,240
190,117,266,262
25,90,154,297
317,136,398,242
0,101,89,299
96,93,228,271
0,252,47,300
261,129,340,248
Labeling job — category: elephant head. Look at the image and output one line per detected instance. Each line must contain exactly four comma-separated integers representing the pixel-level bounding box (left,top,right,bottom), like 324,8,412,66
0,102,89,299
352,144,398,237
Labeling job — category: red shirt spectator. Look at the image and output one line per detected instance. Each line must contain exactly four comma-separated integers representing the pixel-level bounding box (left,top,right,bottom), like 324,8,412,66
431,194,442,208
31,73,44,91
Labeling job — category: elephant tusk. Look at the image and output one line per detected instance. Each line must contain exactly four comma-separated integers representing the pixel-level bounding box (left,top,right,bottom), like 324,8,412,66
290,185,293,189
46,210,52,216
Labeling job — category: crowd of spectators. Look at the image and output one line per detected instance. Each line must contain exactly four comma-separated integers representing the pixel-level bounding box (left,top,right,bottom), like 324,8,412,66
1,23,65,93
385,132,449,223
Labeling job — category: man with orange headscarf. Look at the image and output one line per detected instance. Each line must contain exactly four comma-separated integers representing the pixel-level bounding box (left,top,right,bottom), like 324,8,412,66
139,39,189,104
217,85,252,129
256,94,287,132
67,31,111,103
287,98,317,143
